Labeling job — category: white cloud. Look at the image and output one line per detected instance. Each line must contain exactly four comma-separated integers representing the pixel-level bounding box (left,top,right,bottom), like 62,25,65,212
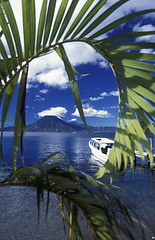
89,90,118,101
109,105,118,109
39,89,49,94
35,95,45,101
72,106,111,118
89,96,103,101
8,0,155,90
69,118,77,122
99,59,109,68
64,42,105,66
109,91,119,96
123,0,155,13
27,41,109,88
38,106,68,118
132,23,155,53
34,68,69,89
133,24,155,42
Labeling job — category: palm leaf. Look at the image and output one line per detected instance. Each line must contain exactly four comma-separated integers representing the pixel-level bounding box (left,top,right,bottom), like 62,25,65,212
2,0,23,64
64,0,95,39
0,3,17,68
12,66,28,171
0,2,155,237
0,157,144,240
36,0,48,51
70,0,108,39
58,44,87,126
42,0,56,47
49,0,70,44
79,0,128,38
89,9,155,38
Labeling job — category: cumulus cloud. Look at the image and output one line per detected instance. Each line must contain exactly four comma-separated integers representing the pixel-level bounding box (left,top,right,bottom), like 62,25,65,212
109,91,119,96
64,42,107,66
34,68,69,89
89,96,103,101
72,106,111,118
89,90,118,101
38,106,68,118
27,41,109,89
133,24,155,42
132,23,155,53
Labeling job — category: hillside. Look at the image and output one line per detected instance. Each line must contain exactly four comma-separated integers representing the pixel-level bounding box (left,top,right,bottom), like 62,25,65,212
4,116,116,133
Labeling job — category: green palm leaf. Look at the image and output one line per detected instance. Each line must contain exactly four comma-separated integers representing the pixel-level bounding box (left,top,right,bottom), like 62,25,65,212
89,9,155,38
58,44,87,126
12,66,28,171
0,1,155,237
42,0,56,47
0,0,154,175
0,155,143,240
1,0,23,64
36,0,48,52
49,0,69,44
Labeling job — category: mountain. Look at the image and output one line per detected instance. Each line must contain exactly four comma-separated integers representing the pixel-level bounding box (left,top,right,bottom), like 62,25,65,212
25,116,85,132
3,116,116,133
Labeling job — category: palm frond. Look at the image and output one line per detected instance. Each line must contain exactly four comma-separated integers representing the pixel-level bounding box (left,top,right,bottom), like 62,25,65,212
0,0,154,191
0,154,145,240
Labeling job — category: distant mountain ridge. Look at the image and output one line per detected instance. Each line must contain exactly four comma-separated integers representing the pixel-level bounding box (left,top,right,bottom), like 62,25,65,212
4,116,116,133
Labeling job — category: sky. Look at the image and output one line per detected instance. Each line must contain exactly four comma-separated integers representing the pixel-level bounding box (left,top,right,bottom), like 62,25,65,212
3,0,155,127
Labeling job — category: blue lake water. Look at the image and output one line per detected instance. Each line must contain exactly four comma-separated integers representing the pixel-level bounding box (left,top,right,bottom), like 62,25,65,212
0,132,155,240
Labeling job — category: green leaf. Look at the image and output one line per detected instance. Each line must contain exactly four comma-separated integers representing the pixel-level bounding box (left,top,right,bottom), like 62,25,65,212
121,59,155,72
113,51,155,62
0,42,11,78
36,0,48,52
56,0,80,42
119,118,133,168
116,66,155,91
22,0,36,58
125,96,155,135
12,66,28,171
121,107,145,161
54,46,88,76
121,78,155,103
58,44,87,127
0,3,17,68
90,9,155,38
43,0,56,47
79,0,128,38
1,74,19,138
37,151,64,167
71,0,108,39
49,0,70,44
2,1,23,64
64,0,94,39
101,31,155,44
29,0,36,56
120,84,155,119
103,42,155,52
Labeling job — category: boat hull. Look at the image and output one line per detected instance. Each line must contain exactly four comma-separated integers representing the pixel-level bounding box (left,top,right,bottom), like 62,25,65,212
89,141,108,164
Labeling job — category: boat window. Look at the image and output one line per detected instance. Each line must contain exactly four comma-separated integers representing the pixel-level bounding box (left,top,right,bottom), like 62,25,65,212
101,146,108,154
107,143,113,148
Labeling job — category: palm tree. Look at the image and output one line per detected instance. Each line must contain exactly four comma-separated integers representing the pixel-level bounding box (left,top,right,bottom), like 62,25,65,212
0,0,155,239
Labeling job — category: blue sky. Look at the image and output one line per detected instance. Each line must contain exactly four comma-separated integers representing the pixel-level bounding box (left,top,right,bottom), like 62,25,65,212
3,0,155,127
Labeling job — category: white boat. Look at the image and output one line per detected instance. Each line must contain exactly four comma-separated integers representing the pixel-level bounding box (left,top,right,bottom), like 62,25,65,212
89,138,114,163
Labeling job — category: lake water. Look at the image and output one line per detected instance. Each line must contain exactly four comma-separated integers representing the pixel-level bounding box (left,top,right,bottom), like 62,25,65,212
0,132,155,240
